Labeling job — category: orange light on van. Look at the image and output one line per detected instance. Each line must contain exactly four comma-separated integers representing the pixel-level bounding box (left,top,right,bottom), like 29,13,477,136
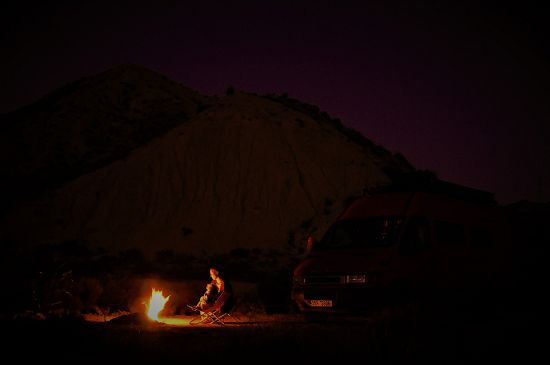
346,274,366,283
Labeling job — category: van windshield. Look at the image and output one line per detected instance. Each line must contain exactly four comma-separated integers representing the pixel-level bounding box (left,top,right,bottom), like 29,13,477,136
315,217,403,250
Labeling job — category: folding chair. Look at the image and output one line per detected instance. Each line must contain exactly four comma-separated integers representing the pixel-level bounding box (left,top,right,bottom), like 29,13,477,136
188,291,235,325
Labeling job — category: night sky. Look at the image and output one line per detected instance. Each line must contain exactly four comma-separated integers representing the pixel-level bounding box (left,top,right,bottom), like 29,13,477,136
3,1,549,205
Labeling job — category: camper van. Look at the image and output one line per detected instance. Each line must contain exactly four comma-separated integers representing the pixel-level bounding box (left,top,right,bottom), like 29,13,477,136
291,177,513,316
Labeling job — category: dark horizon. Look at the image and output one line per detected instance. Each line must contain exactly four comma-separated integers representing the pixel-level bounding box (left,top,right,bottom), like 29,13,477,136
3,1,550,205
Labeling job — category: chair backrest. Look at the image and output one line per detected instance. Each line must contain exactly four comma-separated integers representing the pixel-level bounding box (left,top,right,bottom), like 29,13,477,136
212,291,233,313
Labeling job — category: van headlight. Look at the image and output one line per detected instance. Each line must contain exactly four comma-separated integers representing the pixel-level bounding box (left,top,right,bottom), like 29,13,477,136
346,274,366,284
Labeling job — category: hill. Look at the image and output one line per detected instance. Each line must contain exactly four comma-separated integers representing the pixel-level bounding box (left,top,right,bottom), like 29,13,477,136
0,65,414,258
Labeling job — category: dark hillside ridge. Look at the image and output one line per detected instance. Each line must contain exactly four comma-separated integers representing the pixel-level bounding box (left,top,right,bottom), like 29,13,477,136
0,64,209,213
262,93,414,177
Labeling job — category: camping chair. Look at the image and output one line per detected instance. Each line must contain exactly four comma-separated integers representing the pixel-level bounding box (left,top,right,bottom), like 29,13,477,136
188,291,235,325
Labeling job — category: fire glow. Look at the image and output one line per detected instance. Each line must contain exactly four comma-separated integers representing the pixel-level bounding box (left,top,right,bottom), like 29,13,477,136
146,288,170,321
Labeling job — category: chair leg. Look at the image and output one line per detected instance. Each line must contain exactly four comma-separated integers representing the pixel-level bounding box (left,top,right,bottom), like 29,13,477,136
190,313,211,325
190,308,235,325
189,315,203,325
209,314,223,325
205,311,228,325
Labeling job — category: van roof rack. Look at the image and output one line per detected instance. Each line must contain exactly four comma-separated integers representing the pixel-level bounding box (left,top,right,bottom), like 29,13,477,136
370,171,497,205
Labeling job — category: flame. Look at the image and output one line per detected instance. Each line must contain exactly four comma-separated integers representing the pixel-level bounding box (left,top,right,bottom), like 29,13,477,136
146,288,171,321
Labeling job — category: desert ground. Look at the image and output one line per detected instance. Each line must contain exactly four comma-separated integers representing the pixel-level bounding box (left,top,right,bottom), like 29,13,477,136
4,294,541,365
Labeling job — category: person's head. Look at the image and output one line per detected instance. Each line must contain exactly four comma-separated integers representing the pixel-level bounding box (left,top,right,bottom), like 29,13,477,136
209,267,219,280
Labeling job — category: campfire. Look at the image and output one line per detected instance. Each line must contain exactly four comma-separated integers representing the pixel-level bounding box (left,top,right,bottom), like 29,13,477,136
82,286,192,325
145,288,170,321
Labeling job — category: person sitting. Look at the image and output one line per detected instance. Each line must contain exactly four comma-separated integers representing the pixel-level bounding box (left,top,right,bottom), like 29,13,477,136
193,283,218,311
208,267,234,313
188,267,237,324
188,267,226,312
209,267,225,295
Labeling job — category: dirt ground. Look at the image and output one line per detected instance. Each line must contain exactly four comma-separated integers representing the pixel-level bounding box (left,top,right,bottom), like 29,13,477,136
3,299,542,365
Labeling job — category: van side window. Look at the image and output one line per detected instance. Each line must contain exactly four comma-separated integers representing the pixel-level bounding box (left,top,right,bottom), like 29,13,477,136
435,220,466,245
400,217,431,255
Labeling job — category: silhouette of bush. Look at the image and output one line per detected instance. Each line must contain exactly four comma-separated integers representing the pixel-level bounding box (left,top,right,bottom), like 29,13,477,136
300,217,314,230
287,230,296,250
181,226,194,236
229,247,251,259
257,270,294,313
343,193,361,207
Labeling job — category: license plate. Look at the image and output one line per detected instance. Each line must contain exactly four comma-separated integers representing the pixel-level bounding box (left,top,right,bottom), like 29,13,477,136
309,299,333,307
